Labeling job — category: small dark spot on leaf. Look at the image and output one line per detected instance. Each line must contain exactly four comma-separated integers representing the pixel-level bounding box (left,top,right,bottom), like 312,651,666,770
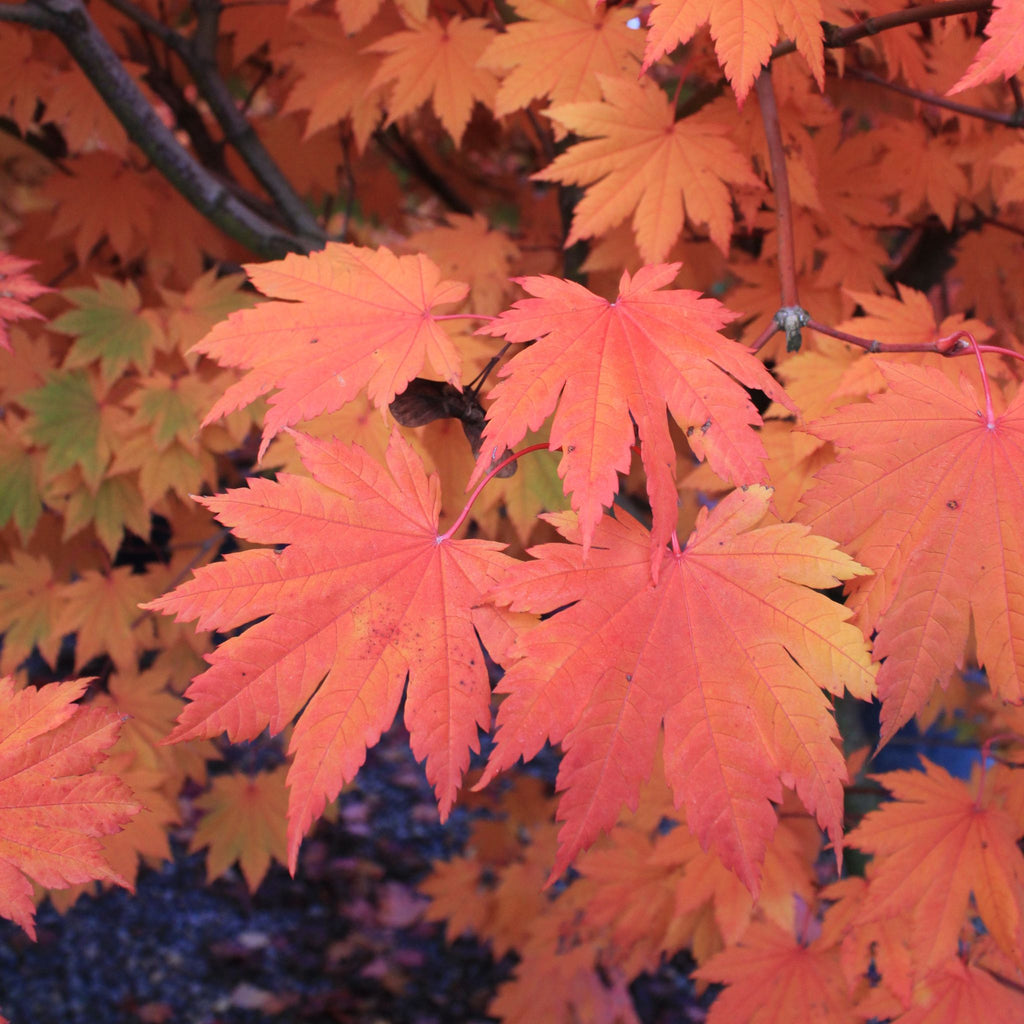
566,445,576,453
626,673,633,682
701,419,711,433
686,426,695,437
947,499,959,510
309,337,318,344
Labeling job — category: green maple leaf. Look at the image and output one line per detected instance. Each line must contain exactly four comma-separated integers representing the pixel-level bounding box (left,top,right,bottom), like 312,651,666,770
51,278,158,383
22,370,129,488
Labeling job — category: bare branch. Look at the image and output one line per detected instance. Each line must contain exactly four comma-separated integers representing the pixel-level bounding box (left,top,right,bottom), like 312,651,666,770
103,0,325,241
773,0,992,60
844,67,1024,128
5,0,316,258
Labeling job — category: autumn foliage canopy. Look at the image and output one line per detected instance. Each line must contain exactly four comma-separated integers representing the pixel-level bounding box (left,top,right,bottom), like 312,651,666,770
1,0,1024,1019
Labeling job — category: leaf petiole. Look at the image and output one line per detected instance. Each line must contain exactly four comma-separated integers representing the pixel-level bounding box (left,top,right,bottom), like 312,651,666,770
439,442,553,542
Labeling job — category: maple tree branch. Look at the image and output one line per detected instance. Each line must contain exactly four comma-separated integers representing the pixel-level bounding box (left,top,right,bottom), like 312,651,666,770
805,317,1024,368
101,0,325,241
843,67,1024,128
772,0,992,61
805,316,945,353
1,0,317,258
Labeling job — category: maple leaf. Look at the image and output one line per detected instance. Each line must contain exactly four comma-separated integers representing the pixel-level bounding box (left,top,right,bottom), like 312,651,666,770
642,0,825,102
60,473,150,556
58,567,153,670
96,668,215,787
948,0,1024,96
0,552,64,674
536,75,762,261
797,360,1024,740
404,213,520,314
694,919,859,1024
146,430,515,869
193,243,469,458
478,0,644,116
475,264,795,570
0,677,140,939
281,15,395,152
190,766,288,891
891,945,1024,1022
479,486,875,892
43,153,155,265
847,759,1024,973
0,418,43,540
21,369,132,488
0,254,50,352
365,15,498,144
157,269,256,353
50,277,161,383
92,760,178,889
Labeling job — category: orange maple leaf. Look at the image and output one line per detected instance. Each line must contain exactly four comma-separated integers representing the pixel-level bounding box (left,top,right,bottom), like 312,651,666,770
797,360,1024,741
366,15,498,144
848,760,1024,973
475,264,795,570
478,0,644,115
479,486,875,892
0,677,139,939
281,15,395,152
693,918,859,1024
146,430,515,870
642,0,825,101
193,243,469,457
536,75,762,260
948,0,1024,96
0,254,50,352
894,946,1024,1022
404,213,520,314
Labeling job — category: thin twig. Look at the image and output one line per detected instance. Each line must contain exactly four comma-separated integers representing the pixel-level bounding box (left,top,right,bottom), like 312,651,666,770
754,66,799,309
373,124,473,215
772,0,992,60
844,67,1024,128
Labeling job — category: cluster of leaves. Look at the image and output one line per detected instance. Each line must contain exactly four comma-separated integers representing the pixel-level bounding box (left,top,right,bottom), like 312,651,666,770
1,0,1024,1021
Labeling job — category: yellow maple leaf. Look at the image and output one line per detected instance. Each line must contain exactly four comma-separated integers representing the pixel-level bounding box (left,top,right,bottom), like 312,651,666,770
536,75,761,260
190,766,289,892
405,213,520,314
57,567,153,671
0,552,63,674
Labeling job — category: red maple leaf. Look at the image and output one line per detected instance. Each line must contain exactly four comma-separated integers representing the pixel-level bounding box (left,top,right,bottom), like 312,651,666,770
0,254,51,352
479,486,875,892
947,0,1024,96
798,360,1024,740
146,430,515,869
475,264,795,574
0,677,139,939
